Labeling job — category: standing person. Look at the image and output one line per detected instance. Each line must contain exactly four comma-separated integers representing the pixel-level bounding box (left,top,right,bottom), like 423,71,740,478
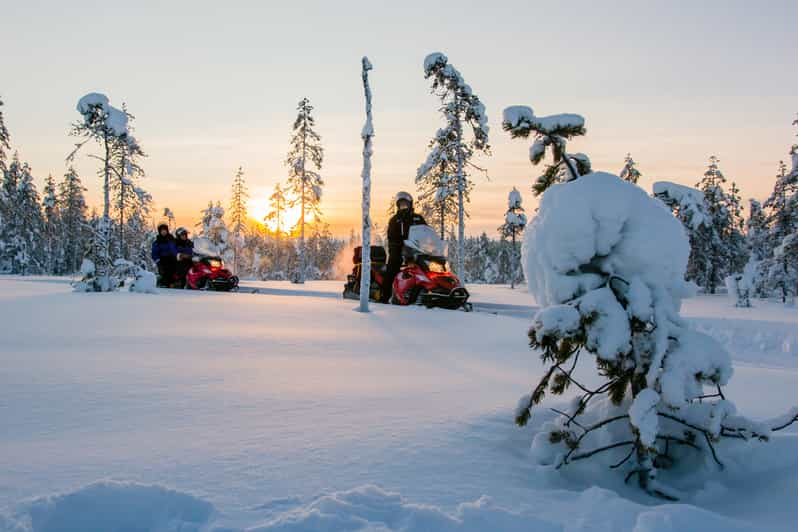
151,223,177,287
382,191,426,303
174,227,194,288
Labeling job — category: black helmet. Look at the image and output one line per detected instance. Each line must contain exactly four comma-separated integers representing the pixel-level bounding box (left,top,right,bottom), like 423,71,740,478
157,223,169,233
175,227,188,237
395,191,413,209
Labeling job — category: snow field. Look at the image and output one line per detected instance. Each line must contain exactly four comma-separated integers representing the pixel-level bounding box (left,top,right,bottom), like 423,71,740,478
0,277,796,531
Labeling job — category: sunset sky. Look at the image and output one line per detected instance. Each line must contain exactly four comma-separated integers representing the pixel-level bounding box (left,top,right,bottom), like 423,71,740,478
3,0,797,236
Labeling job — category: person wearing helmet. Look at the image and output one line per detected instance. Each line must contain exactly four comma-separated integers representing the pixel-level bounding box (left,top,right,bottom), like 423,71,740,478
382,191,426,302
174,227,194,288
151,223,177,287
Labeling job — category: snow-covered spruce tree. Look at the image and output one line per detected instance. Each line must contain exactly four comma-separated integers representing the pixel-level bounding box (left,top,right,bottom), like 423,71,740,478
358,56,375,312
619,153,642,185
423,52,490,276
42,174,61,274
57,168,89,274
694,156,748,294
265,183,289,277
109,107,147,260
516,171,798,500
197,201,231,261
498,187,527,289
68,93,136,290
163,207,175,229
763,159,798,303
416,127,472,240
229,166,249,274
285,97,324,284
652,181,713,288
0,96,10,174
502,105,588,196
0,155,44,274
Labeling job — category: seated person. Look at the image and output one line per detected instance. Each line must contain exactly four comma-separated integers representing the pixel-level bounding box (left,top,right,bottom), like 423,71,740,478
151,224,177,287
174,227,194,287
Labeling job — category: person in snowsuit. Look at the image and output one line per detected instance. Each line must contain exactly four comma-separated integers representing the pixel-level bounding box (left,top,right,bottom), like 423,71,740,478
174,227,194,288
152,224,177,287
382,191,426,303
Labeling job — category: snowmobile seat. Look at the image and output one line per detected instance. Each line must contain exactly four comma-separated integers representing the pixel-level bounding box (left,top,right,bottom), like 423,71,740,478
353,245,386,265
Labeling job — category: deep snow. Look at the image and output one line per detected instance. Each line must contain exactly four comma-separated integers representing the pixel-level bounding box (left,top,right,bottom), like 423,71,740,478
1,278,797,531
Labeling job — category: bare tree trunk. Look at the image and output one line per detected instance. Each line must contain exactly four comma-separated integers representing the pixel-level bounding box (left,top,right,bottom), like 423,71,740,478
358,56,374,313
454,94,465,278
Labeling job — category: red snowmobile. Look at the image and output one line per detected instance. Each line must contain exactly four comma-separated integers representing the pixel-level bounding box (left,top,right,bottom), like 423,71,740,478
185,255,239,291
343,225,471,310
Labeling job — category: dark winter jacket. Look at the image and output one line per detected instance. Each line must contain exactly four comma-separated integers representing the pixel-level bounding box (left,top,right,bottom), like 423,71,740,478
176,237,194,258
151,234,177,263
387,208,427,251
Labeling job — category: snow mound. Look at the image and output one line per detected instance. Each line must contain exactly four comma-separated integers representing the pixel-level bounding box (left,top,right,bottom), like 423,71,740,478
523,172,690,307
1,481,214,532
129,269,157,294
248,485,559,532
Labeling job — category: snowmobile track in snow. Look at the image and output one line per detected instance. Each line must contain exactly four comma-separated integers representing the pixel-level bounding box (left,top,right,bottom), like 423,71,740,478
233,284,538,318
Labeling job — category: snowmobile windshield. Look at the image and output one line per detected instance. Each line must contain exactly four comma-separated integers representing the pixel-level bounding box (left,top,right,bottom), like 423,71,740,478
404,225,448,258
193,237,220,257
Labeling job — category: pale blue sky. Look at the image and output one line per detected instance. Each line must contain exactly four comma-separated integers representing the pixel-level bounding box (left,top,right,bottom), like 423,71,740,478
3,0,796,234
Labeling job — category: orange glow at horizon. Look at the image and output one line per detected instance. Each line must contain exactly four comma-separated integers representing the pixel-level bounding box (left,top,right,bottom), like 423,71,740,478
248,198,313,235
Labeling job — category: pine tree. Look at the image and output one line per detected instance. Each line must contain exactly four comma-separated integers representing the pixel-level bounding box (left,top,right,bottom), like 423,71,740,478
498,187,527,288
693,156,748,293
57,167,89,274
1,154,43,274
197,201,231,261
423,52,490,277
619,153,642,184
416,129,468,240
229,166,248,274
502,105,588,195
285,98,324,284
8,159,45,274
109,106,147,260
763,160,798,302
0,96,10,174
163,207,175,228
42,174,60,274
69,93,137,289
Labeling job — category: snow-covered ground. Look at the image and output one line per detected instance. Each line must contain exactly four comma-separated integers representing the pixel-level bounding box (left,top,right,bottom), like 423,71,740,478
1,277,796,531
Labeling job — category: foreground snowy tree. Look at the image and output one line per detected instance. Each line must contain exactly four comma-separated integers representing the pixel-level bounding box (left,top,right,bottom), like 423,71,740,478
619,153,642,185
358,56,375,313
422,52,490,276
285,98,324,283
498,187,527,288
69,93,138,290
502,105,588,195
516,171,798,499
229,166,248,274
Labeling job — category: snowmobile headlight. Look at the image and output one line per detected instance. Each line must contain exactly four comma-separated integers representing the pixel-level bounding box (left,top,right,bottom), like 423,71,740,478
427,260,446,273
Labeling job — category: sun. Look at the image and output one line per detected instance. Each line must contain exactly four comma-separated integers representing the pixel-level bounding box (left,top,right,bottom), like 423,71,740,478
248,199,310,235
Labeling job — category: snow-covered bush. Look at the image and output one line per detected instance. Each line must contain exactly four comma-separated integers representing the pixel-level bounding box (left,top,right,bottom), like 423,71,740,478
516,171,797,499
